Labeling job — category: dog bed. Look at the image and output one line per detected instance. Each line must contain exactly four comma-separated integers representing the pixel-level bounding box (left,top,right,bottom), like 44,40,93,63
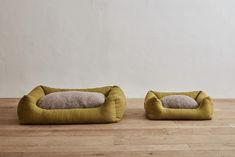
144,90,213,120
17,85,127,124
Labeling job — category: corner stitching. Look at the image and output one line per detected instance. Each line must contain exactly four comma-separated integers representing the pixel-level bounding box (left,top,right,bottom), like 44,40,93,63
195,91,202,100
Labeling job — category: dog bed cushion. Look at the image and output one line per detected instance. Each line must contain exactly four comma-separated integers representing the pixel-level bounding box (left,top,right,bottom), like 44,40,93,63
37,91,105,109
161,95,199,109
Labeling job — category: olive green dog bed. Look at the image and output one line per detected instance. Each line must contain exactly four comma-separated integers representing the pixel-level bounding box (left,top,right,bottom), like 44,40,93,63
144,91,213,120
17,85,127,124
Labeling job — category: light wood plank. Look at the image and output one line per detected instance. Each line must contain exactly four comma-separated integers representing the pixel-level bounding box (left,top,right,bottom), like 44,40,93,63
0,144,190,152
1,151,235,157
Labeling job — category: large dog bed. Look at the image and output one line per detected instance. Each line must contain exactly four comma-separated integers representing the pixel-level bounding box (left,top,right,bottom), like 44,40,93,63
17,85,127,124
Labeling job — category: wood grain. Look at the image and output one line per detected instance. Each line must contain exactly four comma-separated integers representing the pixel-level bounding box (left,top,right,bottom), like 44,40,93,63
0,98,235,157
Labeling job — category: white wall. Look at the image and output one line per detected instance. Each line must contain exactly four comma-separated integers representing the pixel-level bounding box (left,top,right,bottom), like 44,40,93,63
0,0,235,98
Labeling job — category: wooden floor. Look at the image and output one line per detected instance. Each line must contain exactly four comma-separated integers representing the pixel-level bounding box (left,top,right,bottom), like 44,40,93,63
0,99,235,157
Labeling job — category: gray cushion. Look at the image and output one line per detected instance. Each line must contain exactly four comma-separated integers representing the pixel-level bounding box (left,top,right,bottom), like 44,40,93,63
37,91,105,109
160,95,199,109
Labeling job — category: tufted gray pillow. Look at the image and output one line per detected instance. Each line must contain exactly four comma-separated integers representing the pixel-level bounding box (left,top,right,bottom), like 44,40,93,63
160,95,199,109
37,91,105,109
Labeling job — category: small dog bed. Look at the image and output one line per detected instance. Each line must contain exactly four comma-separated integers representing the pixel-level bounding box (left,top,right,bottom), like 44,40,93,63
144,90,213,120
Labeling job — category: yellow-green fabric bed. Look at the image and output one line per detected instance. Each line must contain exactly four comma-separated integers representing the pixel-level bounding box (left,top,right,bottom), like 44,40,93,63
144,90,213,120
17,85,127,124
